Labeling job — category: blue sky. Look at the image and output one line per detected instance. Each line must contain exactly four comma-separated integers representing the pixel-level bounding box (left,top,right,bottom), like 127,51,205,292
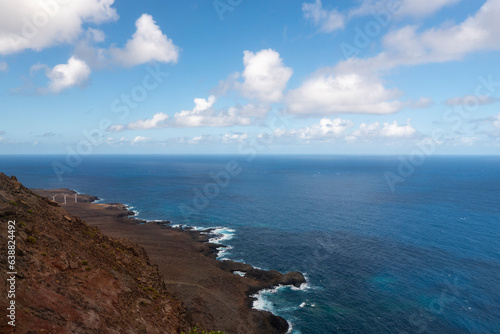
0,0,499,155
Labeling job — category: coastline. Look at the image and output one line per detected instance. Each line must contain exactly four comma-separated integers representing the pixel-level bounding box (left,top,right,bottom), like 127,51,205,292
32,188,306,334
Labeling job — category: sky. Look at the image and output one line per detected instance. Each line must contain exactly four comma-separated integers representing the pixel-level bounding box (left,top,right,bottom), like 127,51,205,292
0,0,500,155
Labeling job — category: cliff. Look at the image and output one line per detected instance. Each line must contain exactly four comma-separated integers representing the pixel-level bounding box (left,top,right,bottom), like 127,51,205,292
0,173,189,333
1,173,306,333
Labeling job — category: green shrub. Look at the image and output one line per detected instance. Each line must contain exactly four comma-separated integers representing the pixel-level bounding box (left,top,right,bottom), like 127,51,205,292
27,236,36,243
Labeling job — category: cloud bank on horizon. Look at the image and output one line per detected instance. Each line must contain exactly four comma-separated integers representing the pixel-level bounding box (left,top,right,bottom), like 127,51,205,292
0,0,499,154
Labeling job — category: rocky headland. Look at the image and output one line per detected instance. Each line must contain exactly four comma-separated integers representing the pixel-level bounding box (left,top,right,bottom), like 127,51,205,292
1,173,305,333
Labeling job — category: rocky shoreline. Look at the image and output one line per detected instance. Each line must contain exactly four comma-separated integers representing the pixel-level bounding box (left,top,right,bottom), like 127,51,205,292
32,188,306,333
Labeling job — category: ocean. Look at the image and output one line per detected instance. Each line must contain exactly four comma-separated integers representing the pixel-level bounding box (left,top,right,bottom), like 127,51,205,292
1,155,499,333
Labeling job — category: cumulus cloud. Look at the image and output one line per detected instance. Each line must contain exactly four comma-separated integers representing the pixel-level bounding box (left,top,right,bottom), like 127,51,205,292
236,49,293,103
277,118,354,141
304,0,459,36
350,119,417,140
0,62,7,72
222,132,250,143
47,56,91,92
380,120,417,137
131,136,151,144
271,118,417,143
86,28,105,43
129,112,169,130
108,96,269,131
445,95,497,106
337,0,500,74
0,0,118,55
174,95,268,127
107,112,169,132
73,14,179,70
287,72,403,115
302,0,344,33
110,14,179,67
295,1,496,118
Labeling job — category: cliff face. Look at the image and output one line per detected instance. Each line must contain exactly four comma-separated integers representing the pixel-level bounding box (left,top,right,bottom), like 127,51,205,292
0,173,189,333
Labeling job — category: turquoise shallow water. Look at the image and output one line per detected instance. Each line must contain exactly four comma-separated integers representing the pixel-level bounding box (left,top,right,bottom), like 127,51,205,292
1,155,499,333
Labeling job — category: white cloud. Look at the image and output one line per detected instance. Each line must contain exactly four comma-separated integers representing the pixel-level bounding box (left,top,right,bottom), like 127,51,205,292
86,28,105,43
352,122,382,138
47,56,91,92
349,0,461,18
407,97,434,109
350,119,417,140
283,118,354,140
128,112,169,130
0,0,118,55
237,49,293,103
222,132,250,143
271,118,416,143
445,95,496,106
107,125,125,132
131,136,151,144
174,95,266,127
287,72,403,115
104,136,130,145
380,120,417,137
107,112,169,132
229,104,270,118
337,0,500,74
110,14,179,67
108,96,269,130
304,0,460,36
396,0,462,17
302,0,344,33
30,63,49,75
459,136,482,146
494,113,500,129
0,62,7,72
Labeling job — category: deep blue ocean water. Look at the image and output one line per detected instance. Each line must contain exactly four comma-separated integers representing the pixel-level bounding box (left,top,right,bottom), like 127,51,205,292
1,155,499,333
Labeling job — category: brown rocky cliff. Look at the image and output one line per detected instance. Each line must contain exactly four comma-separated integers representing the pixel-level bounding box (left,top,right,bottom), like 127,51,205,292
0,173,190,333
